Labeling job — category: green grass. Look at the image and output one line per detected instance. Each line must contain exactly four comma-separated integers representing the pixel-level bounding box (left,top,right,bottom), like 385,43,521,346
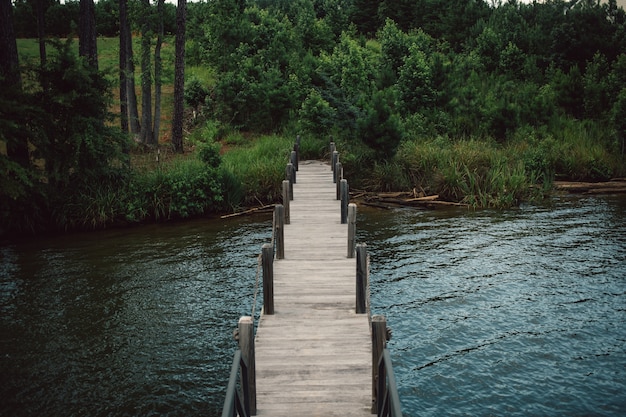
221,134,295,206
389,137,541,208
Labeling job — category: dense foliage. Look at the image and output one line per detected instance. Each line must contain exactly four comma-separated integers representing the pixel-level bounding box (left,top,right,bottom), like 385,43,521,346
3,0,626,236
1,38,225,236
179,0,626,204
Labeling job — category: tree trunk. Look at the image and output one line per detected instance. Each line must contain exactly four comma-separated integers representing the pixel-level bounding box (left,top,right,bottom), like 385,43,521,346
119,0,128,134
35,0,46,70
78,0,98,69
0,0,21,88
0,0,28,166
122,0,140,137
172,0,186,153
152,0,164,145
139,0,153,146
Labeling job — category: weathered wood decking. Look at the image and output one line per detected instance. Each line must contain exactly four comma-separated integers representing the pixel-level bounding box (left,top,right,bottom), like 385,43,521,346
254,160,372,417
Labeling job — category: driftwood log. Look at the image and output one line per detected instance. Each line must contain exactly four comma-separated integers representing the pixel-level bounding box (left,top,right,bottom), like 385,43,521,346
554,179,626,195
352,189,469,209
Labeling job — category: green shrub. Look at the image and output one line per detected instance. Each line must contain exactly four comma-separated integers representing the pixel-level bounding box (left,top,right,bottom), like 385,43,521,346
198,140,222,169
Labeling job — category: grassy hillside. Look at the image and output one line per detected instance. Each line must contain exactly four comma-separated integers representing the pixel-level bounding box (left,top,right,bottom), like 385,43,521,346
17,37,177,143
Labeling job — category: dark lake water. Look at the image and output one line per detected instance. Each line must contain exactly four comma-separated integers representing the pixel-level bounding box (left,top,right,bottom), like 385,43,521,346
1,194,625,416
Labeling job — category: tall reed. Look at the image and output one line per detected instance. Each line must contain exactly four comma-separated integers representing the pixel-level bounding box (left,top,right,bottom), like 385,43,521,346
221,135,294,206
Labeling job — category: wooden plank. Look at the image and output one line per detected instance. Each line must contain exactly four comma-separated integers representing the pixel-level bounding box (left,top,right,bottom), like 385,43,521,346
253,160,372,417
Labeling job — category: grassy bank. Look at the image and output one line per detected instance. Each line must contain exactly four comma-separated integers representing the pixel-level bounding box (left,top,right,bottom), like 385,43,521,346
334,119,625,209
67,122,625,231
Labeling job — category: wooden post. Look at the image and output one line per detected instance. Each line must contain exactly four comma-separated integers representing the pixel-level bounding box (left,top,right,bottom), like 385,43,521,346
347,203,356,258
286,163,294,200
291,150,298,172
332,151,339,182
371,315,387,413
329,141,335,168
356,244,367,314
262,243,274,315
275,205,285,260
340,179,349,224
238,316,256,415
335,162,342,200
289,161,296,184
282,180,290,225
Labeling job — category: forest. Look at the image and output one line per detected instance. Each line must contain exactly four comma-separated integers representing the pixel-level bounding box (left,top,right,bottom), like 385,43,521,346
1,0,626,236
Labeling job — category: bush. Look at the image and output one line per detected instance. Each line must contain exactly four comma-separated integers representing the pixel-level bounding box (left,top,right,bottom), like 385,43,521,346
130,159,223,221
184,76,210,109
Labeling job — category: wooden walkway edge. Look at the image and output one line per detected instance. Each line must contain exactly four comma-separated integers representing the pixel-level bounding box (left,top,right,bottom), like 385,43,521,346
254,160,373,417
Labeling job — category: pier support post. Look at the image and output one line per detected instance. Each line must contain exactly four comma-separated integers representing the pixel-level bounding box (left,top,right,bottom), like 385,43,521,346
282,180,290,225
275,205,285,260
286,163,294,200
262,243,274,315
356,244,367,314
335,162,343,200
329,141,335,168
332,152,339,183
340,179,349,224
238,316,256,415
371,315,387,414
347,203,357,258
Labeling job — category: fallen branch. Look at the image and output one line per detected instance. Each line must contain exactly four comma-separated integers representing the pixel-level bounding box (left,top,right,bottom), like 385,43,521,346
554,179,626,194
221,204,275,219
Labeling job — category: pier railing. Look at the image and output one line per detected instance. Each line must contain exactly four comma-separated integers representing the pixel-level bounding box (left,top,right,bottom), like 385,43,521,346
376,349,403,417
221,350,251,417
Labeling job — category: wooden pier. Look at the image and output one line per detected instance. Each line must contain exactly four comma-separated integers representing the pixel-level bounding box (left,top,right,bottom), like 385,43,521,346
254,160,371,417
223,147,402,417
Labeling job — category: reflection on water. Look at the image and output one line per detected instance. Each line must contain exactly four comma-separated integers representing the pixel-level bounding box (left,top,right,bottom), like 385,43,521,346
359,195,626,416
0,217,271,417
1,195,625,416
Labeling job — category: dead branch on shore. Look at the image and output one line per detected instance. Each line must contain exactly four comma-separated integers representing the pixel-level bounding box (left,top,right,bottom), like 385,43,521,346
554,179,626,194
351,190,469,209
221,204,275,219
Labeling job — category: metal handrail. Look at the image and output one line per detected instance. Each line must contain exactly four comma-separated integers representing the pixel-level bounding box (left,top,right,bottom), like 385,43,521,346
221,350,251,417
377,348,403,417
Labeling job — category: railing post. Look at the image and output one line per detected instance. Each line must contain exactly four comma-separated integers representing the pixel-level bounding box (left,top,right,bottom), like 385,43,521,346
332,151,339,182
329,141,336,168
340,179,349,224
262,243,274,315
275,205,285,260
295,136,301,171
356,244,367,314
286,163,294,200
335,162,343,200
238,316,256,415
372,315,387,414
347,203,356,258
282,180,290,225
289,161,296,184
291,150,298,172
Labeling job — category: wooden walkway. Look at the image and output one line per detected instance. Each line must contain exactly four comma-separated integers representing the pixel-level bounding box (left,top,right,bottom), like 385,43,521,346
254,160,372,417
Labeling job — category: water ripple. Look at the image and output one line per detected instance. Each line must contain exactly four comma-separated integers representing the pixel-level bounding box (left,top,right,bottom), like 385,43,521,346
360,196,626,416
